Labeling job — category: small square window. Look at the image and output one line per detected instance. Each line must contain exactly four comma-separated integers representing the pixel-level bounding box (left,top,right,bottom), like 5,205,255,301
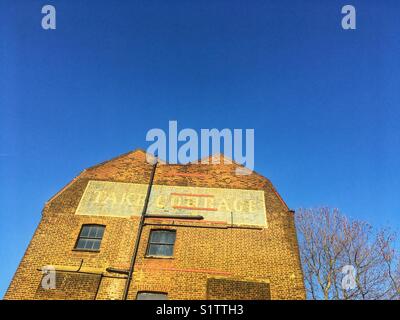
75,225,105,251
136,292,168,300
146,230,176,257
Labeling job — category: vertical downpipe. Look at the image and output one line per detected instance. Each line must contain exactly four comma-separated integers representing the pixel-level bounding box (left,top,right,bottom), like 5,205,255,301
122,158,158,300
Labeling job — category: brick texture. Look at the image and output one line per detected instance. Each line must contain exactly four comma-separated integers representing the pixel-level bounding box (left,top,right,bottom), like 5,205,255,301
4,149,305,300
207,278,271,300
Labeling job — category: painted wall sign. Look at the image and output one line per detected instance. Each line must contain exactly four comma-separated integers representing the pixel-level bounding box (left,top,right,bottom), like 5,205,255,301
76,180,267,226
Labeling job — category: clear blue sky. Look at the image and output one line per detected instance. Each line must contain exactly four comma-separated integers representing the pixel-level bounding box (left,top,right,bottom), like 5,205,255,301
1,0,399,297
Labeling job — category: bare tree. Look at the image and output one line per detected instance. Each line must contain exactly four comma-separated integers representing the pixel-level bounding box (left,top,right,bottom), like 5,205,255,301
296,208,399,300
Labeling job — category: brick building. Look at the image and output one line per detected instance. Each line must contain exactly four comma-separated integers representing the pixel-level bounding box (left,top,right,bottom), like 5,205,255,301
5,149,305,300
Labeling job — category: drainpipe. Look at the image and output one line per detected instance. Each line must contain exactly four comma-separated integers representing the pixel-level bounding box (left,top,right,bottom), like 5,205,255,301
122,157,158,300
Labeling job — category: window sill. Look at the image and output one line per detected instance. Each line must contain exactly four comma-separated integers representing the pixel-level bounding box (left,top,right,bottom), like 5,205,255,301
72,249,100,253
145,255,174,259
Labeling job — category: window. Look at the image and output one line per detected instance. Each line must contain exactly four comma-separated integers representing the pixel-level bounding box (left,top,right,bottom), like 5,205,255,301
75,225,105,251
136,292,168,300
146,230,176,257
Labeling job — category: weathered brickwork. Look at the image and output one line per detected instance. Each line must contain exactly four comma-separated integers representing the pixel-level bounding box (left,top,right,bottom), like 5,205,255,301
4,149,305,300
207,278,271,300
35,272,101,300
